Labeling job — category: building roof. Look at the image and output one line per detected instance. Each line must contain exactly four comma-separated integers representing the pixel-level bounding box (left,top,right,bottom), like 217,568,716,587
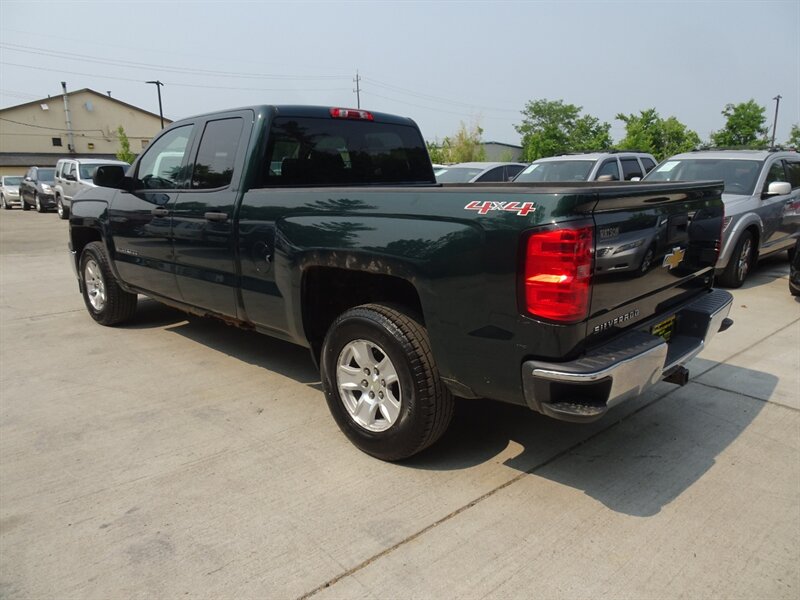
0,88,171,124
482,141,523,149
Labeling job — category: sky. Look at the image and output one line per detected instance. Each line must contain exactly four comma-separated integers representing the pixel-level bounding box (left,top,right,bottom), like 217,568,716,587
1,0,798,147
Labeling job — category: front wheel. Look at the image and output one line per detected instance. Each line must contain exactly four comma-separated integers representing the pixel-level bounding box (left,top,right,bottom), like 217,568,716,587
1,194,7,210
57,197,68,219
34,193,44,213
718,230,754,288
80,242,138,325
321,304,454,461
21,195,29,211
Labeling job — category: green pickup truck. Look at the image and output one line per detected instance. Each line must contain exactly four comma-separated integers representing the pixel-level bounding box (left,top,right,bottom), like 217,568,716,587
69,105,733,460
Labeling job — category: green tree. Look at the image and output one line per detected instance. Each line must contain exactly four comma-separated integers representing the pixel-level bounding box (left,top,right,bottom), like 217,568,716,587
515,99,612,161
615,109,701,160
787,123,800,148
710,100,769,148
426,120,486,164
116,126,136,163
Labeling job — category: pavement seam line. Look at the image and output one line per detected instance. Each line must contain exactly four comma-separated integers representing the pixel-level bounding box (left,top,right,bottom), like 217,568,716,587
692,380,799,413
297,315,800,600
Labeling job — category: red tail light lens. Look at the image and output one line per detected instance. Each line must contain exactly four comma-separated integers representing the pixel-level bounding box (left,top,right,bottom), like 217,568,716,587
329,107,374,121
523,225,594,322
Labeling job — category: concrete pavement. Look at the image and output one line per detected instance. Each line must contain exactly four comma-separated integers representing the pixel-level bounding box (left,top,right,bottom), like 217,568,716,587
1,209,798,599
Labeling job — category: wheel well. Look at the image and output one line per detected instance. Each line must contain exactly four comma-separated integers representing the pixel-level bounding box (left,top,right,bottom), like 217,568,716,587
71,227,102,258
302,267,423,356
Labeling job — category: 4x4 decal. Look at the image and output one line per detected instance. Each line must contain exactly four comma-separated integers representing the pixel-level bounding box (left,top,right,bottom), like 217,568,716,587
465,200,536,216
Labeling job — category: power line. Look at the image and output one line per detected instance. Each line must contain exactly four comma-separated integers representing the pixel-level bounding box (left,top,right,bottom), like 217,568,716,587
0,62,352,93
362,76,520,114
0,43,348,82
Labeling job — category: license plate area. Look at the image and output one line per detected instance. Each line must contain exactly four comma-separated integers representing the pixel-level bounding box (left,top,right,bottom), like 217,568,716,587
651,315,676,341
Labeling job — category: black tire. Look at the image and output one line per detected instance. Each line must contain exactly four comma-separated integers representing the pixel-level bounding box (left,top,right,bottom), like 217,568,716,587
1,194,8,210
34,192,44,213
321,303,454,461
21,195,29,211
80,241,138,325
57,196,68,220
718,230,754,288
636,245,655,277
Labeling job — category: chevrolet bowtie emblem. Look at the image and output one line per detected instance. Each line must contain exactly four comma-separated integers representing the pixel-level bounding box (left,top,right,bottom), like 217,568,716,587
663,247,685,270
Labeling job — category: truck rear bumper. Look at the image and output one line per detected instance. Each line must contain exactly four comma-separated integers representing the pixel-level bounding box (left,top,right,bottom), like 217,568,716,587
521,289,733,422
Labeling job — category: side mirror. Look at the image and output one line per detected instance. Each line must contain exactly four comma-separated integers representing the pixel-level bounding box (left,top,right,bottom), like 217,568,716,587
66,172,77,181
596,174,615,182
94,165,129,190
630,176,642,182
24,176,31,182
764,181,791,197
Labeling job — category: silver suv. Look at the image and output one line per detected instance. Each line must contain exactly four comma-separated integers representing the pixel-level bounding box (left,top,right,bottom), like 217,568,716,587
644,149,799,287
54,158,129,219
514,151,657,183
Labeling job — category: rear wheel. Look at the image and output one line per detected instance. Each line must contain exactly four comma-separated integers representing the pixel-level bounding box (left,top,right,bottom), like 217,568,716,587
321,303,454,461
80,242,137,325
719,230,754,288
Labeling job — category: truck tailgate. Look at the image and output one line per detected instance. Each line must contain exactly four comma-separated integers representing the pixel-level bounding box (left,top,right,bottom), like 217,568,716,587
587,181,724,344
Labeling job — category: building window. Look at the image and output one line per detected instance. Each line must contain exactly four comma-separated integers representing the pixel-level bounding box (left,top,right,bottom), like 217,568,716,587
87,143,95,150
52,137,62,147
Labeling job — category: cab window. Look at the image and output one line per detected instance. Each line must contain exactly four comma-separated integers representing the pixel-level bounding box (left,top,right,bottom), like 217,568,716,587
596,159,620,181
135,125,193,189
763,161,788,193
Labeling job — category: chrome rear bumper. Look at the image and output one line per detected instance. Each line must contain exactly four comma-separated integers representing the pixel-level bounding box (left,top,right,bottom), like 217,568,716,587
521,289,733,422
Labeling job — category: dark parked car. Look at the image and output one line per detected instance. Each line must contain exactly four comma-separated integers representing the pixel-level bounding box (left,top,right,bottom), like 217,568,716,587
19,166,57,212
790,240,800,296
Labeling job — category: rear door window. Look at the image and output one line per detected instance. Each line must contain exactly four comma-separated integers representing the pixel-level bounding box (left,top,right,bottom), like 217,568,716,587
621,158,644,180
505,165,524,180
475,167,505,182
191,117,244,189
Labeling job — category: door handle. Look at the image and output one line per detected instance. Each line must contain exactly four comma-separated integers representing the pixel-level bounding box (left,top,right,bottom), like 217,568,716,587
151,207,169,216
204,211,229,222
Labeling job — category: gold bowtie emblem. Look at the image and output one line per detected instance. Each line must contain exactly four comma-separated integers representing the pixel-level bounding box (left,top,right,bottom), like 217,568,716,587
663,247,685,270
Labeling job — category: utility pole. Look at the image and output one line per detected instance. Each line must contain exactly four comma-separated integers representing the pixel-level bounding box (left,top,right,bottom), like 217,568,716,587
770,94,782,148
353,70,361,109
60,81,76,154
146,80,165,128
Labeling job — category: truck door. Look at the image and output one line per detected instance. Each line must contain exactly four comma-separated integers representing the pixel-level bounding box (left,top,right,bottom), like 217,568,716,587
107,123,193,300
171,113,250,317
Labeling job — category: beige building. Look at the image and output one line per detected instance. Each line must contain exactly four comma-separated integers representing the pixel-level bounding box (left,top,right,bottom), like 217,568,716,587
0,88,171,177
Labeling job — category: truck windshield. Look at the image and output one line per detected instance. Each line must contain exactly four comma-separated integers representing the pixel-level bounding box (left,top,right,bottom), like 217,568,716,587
38,169,56,182
262,117,434,186
644,159,761,195
514,160,594,182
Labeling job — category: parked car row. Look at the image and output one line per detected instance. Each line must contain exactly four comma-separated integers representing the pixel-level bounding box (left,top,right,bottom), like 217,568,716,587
2,158,130,218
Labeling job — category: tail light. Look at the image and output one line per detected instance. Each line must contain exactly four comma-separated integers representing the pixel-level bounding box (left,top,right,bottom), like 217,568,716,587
522,225,594,323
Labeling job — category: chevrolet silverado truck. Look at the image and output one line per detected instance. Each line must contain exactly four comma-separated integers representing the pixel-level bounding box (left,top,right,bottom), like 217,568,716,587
68,105,733,460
